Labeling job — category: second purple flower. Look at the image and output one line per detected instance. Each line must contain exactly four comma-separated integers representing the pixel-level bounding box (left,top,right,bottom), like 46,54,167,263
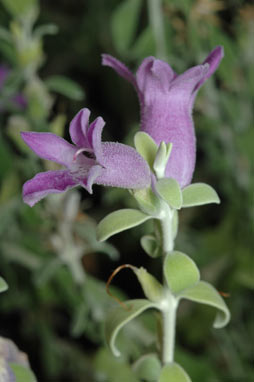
102,47,224,188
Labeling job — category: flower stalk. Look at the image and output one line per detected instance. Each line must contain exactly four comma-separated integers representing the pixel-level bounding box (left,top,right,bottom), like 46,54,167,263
159,203,178,364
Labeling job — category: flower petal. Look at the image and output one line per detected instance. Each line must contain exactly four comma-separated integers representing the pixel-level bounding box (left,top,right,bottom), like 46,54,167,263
136,57,175,97
23,170,78,207
194,46,224,92
69,108,91,147
82,165,103,194
102,54,137,89
21,132,77,167
95,142,151,189
90,116,105,164
170,64,210,96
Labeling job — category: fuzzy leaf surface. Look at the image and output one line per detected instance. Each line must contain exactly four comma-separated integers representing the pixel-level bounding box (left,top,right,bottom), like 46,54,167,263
164,251,200,294
182,183,220,207
105,299,157,357
156,178,182,209
177,281,230,328
134,132,158,169
97,209,151,242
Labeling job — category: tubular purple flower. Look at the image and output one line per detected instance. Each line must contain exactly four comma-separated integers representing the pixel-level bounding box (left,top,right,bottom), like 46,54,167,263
102,46,224,187
21,108,151,207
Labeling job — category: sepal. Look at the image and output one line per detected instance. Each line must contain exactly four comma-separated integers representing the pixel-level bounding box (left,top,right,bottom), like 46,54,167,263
177,281,230,328
182,183,220,207
96,209,151,242
134,131,158,169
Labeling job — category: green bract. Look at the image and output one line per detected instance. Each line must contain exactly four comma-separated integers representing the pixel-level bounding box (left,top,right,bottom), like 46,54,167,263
182,183,220,207
105,299,157,357
156,177,182,210
164,251,200,294
134,267,164,303
177,281,230,328
96,209,151,242
159,363,191,382
153,141,172,179
134,131,158,169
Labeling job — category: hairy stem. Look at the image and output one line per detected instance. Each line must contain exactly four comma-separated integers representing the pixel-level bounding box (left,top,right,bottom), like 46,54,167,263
160,204,177,364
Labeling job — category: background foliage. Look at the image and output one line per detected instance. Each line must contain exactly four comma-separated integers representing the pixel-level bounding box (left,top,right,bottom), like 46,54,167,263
0,0,253,381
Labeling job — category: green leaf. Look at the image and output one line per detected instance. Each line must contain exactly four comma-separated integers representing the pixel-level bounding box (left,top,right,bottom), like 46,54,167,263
111,0,142,54
1,0,38,16
134,132,158,169
156,178,182,209
9,363,37,382
133,354,161,381
132,187,160,215
105,299,157,357
164,251,200,294
159,363,191,382
140,235,160,258
182,183,220,208
177,281,230,328
97,209,151,242
0,277,8,293
45,75,85,101
134,267,164,303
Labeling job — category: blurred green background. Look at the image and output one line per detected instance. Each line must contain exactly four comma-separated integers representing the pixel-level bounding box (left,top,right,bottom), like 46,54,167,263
0,0,253,381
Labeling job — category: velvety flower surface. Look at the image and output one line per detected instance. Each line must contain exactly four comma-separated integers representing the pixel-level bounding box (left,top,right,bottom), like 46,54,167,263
102,46,223,187
22,108,151,206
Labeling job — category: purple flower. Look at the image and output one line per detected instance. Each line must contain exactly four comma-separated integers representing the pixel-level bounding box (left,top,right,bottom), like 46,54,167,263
102,47,223,188
21,108,151,206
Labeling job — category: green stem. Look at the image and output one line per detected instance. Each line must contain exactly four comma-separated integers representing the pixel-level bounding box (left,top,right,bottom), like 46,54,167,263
160,204,177,364
162,292,177,364
147,0,167,61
